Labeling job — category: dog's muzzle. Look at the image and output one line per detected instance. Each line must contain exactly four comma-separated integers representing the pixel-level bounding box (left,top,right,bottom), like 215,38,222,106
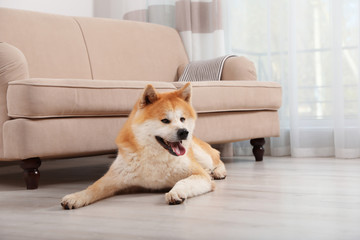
155,129,189,157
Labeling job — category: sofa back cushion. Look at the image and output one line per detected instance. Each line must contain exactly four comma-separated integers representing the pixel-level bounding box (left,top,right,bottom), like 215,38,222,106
75,17,188,82
0,8,92,79
0,8,188,81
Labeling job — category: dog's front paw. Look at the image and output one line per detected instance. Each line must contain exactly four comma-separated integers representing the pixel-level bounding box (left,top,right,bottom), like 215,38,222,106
212,164,227,180
61,190,90,210
165,190,186,205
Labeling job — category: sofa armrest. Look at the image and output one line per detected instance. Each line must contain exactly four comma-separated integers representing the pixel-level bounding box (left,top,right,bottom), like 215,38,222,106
0,42,29,114
0,42,29,85
221,56,257,81
0,42,29,159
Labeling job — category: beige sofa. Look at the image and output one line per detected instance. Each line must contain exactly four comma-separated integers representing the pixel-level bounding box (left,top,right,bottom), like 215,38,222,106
0,8,282,189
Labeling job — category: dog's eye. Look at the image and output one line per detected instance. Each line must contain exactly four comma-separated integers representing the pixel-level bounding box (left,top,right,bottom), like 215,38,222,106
161,119,171,124
180,117,185,123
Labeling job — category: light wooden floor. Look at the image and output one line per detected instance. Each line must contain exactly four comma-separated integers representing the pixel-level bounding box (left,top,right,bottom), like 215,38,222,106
0,155,359,240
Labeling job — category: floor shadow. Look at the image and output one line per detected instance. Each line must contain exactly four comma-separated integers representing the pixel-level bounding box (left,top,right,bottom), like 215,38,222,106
0,163,109,189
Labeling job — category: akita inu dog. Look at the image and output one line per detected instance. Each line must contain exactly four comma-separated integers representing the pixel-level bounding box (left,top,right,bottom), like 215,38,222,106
61,83,226,209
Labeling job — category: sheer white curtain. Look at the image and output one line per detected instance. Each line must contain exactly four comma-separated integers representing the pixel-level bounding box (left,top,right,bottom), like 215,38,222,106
225,0,360,158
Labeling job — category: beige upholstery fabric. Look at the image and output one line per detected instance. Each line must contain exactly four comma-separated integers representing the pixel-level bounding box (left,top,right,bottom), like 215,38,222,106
3,112,279,160
174,81,282,113
0,42,29,159
0,8,92,79
8,79,281,118
3,117,126,160
195,111,280,144
75,17,189,82
7,79,176,118
221,56,257,81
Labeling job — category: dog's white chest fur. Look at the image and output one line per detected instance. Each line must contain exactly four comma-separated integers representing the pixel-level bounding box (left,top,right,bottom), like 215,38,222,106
112,150,191,190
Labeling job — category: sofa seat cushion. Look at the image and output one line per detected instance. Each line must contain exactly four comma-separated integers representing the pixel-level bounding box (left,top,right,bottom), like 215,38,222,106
7,79,281,119
173,81,282,113
7,79,176,118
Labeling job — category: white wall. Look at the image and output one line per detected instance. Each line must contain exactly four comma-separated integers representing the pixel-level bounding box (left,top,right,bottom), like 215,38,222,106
93,0,127,19
0,0,94,17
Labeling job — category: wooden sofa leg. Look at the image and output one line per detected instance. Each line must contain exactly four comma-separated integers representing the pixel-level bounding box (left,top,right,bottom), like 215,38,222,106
20,158,41,190
250,138,265,161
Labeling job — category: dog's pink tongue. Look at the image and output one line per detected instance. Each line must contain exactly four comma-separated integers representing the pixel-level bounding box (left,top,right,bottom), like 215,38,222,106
171,142,186,156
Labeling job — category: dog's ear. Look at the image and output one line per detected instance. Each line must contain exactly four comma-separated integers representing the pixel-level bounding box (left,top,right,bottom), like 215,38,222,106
177,83,192,103
139,85,158,108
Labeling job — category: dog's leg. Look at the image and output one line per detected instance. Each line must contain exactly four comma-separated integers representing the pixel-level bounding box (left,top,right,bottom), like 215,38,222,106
212,159,227,180
193,137,227,180
208,147,227,180
165,168,214,205
61,153,140,210
61,167,127,210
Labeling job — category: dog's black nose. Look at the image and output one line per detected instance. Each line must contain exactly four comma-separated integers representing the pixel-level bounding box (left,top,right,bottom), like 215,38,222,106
177,128,189,140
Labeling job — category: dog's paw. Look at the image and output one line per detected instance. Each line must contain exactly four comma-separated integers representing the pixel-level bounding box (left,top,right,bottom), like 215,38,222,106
165,190,186,205
61,191,90,210
212,164,227,180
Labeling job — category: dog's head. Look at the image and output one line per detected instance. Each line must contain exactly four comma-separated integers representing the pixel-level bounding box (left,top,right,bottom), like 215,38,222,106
132,83,196,157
